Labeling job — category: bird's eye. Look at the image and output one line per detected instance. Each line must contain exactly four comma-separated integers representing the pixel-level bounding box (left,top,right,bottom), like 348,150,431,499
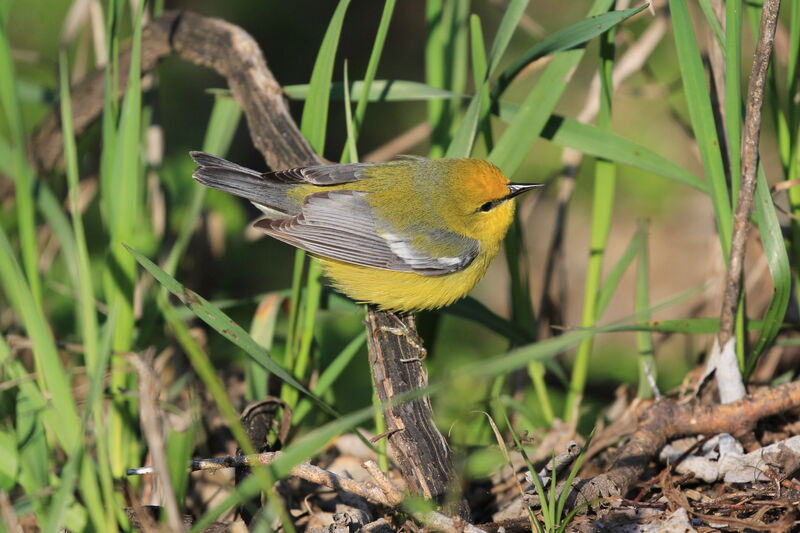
479,201,494,212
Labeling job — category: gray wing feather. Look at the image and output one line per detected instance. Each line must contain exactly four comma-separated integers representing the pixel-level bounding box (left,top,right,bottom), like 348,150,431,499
266,164,375,185
190,151,298,215
253,191,478,276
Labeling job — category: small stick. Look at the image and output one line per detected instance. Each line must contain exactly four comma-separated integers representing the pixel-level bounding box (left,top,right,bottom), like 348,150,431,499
716,0,782,350
129,452,488,533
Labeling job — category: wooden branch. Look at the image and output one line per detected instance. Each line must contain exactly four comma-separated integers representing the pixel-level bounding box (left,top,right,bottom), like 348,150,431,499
31,10,320,172
34,9,462,520
717,0,781,347
128,453,486,533
366,308,464,516
563,380,800,510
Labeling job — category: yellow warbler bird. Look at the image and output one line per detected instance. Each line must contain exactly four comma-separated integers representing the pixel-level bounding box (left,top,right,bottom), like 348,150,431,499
190,152,541,312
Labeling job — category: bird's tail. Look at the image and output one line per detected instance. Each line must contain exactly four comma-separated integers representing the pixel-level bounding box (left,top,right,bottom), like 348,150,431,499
190,151,297,215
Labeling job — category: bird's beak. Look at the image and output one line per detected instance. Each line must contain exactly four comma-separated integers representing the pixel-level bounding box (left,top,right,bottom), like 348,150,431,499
507,182,544,199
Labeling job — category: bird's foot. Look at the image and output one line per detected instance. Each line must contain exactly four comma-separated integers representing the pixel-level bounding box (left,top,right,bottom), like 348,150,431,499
379,312,427,361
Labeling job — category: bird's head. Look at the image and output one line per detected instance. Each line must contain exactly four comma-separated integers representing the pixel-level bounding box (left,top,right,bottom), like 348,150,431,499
439,159,542,243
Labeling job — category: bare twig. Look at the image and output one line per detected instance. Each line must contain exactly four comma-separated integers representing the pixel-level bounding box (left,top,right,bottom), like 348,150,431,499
717,0,781,347
130,352,183,532
129,452,487,533
562,380,800,511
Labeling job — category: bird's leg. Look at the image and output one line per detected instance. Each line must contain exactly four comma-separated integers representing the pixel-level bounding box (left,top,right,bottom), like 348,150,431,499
378,311,427,361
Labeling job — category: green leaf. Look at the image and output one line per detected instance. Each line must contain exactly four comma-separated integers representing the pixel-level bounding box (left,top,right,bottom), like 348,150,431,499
164,95,242,278
595,229,642,319
426,0,470,157
0,228,81,452
0,427,17,491
446,297,534,346
527,113,706,192
747,165,790,374
601,317,762,334
492,4,648,99
696,0,726,52
126,245,333,411
340,0,396,162
445,0,528,157
285,79,461,102
669,0,731,257
294,331,367,424
300,0,351,153
487,0,530,74
0,23,40,303
634,222,655,398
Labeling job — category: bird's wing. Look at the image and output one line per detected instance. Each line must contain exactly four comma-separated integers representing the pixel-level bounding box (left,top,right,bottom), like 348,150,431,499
253,190,479,276
191,151,376,186
265,163,377,185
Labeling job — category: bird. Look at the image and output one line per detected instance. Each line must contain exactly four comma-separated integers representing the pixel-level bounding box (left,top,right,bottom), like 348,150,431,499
190,151,541,312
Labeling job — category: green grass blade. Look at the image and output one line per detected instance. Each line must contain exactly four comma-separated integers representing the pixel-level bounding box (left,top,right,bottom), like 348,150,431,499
0,24,40,303
426,0,469,157
595,228,642,318
340,0,396,162
564,9,618,421
725,0,743,205
696,0,726,52
15,385,49,522
0,137,10,174
248,294,285,401
461,328,596,379
458,283,712,379
289,0,351,410
746,164,790,375
445,0,528,157
470,14,492,152
59,52,100,371
284,260,324,409
634,222,655,398
164,95,242,277
300,0,351,154
602,317,762,335
446,13,491,158
104,0,146,477
294,331,367,424
342,61,359,163
446,297,534,346
0,229,80,451
35,185,79,288
533,113,706,192
446,92,484,158
284,79,461,102
669,0,731,258
99,0,121,223
487,0,530,74
489,2,611,175
126,245,337,414
42,450,82,533
788,1,799,143
492,4,647,100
